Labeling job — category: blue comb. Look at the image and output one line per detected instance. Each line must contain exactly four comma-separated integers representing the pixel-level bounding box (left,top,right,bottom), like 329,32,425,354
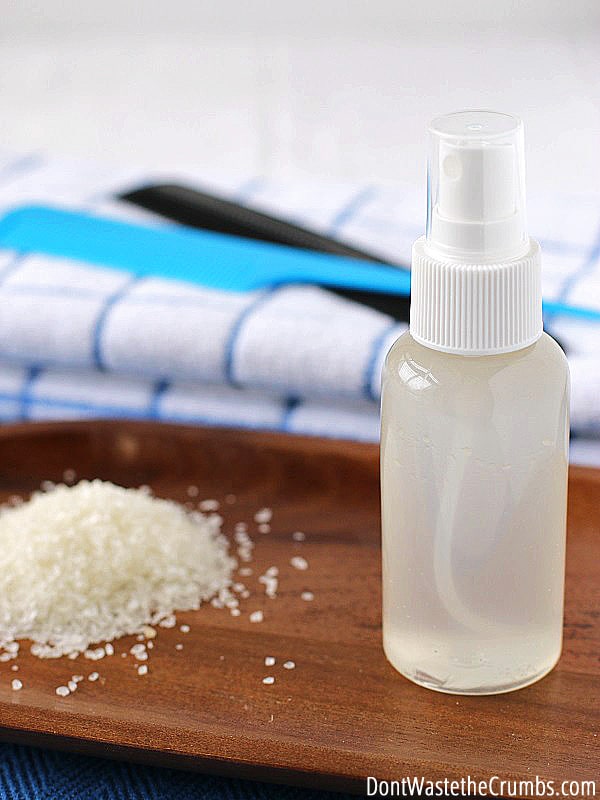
0,205,411,296
0,205,596,322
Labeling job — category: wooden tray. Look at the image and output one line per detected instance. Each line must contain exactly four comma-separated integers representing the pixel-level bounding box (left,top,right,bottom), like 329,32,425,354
0,421,597,794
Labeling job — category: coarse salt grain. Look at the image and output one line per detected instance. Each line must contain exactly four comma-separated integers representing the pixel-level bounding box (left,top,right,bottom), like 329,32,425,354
88,672,99,681
56,685,70,696
259,574,278,599
230,608,241,617
137,664,148,676
11,678,22,690
301,591,314,602
199,499,219,512
239,567,252,577
180,624,190,633
254,508,272,524
264,656,276,666
11,665,18,672
283,661,296,670
290,556,308,571
249,611,264,623
0,481,234,658
292,531,306,542
262,676,275,685
68,680,78,692
175,643,183,651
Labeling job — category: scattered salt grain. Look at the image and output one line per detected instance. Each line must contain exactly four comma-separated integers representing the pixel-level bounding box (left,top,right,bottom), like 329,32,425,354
239,567,253,577
283,661,296,670
0,480,234,658
11,665,18,672
249,611,264,623
301,591,314,602
180,624,190,634
63,469,77,484
262,676,275,685
137,665,148,676
88,672,99,682
147,641,153,649
199,499,219,512
241,590,250,599
56,685,70,696
230,608,241,617
130,644,149,661
259,573,278,599
84,647,105,661
254,508,272,524
72,675,84,683
175,643,183,651
104,643,114,656
233,583,245,593
158,614,177,629
264,656,276,667
142,626,156,639
11,679,22,691
290,556,308,571
68,680,78,692
292,531,306,542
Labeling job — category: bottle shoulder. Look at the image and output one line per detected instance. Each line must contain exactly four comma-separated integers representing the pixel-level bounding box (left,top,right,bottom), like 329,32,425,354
383,331,569,394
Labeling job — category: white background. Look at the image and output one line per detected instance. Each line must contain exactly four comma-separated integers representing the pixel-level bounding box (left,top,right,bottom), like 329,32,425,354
0,0,599,193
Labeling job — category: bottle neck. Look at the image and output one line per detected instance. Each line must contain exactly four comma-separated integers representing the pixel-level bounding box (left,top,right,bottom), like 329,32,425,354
409,236,543,356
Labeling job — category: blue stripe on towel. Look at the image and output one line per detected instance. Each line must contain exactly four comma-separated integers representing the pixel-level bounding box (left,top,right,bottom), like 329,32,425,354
92,275,141,371
19,366,42,420
223,287,278,386
148,379,170,419
329,186,374,235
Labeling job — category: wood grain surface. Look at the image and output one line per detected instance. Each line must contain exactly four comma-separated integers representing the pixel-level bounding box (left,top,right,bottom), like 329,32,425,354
0,420,597,795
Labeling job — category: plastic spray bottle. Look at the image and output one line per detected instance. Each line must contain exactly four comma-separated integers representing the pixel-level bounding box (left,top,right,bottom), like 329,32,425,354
380,110,569,695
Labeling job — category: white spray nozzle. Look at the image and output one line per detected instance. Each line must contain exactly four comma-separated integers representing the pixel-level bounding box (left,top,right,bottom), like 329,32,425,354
427,111,528,262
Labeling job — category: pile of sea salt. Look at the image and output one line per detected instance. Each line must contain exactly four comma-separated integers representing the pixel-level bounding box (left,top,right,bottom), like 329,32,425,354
0,480,235,659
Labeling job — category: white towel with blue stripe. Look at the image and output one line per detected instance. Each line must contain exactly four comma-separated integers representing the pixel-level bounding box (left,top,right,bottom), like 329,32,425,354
0,150,599,461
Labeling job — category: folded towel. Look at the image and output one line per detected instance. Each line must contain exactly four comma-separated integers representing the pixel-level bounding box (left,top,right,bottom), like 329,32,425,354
0,151,598,463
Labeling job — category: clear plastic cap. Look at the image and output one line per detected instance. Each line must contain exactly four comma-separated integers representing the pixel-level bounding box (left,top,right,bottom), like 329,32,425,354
426,110,528,262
